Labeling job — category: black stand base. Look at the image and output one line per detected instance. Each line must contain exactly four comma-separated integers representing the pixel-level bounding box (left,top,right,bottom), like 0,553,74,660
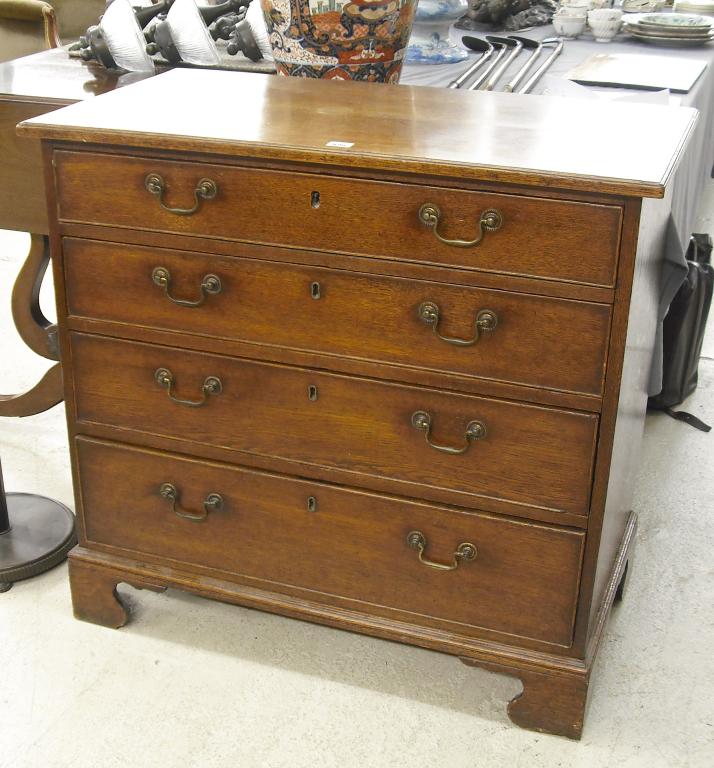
0,493,76,592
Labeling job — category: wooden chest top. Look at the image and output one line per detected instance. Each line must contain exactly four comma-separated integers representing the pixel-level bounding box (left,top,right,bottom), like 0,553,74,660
18,68,696,198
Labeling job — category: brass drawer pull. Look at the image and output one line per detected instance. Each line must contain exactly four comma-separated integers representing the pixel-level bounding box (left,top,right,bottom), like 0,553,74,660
154,367,222,407
159,482,223,522
418,203,503,248
418,301,498,347
144,173,218,216
151,266,222,308
411,410,486,455
406,530,477,571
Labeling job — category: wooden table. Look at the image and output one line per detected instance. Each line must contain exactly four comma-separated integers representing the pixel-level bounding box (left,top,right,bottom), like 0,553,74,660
0,49,152,416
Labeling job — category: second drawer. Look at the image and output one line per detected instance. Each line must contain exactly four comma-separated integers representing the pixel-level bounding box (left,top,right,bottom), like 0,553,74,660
63,238,612,397
70,333,598,520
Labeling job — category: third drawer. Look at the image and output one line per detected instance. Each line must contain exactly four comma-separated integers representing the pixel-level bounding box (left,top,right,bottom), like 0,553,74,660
70,333,599,521
63,238,612,397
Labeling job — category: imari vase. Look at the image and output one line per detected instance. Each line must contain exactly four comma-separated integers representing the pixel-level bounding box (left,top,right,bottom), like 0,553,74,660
260,0,418,82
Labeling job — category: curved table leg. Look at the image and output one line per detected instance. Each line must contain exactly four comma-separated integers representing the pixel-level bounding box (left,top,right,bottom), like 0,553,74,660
0,363,63,417
0,234,63,417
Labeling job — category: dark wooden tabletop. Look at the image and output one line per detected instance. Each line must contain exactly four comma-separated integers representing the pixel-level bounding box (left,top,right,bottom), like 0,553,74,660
0,48,154,105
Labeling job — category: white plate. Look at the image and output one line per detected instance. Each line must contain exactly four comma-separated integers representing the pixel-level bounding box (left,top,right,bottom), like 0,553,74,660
625,22,714,36
628,30,714,44
637,11,712,26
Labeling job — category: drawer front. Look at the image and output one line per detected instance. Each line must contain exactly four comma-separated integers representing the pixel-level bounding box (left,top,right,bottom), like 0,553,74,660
55,151,621,286
70,334,598,518
76,438,585,646
64,238,611,396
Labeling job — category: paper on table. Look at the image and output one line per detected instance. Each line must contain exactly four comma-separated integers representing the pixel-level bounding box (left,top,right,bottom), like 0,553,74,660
540,74,671,104
565,52,707,93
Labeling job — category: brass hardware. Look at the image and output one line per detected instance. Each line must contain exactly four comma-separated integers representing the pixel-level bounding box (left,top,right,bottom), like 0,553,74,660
308,384,318,401
417,204,503,248
418,302,498,347
151,266,222,308
159,482,223,522
311,281,321,300
406,530,477,571
411,410,486,455
144,173,218,216
311,191,321,209
307,496,318,512
154,367,222,407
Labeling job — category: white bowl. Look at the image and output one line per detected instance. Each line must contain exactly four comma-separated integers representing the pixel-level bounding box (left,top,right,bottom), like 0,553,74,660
553,15,588,37
560,0,592,11
588,8,623,40
623,0,660,11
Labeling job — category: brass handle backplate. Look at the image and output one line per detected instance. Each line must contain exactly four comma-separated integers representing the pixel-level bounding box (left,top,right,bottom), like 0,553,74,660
407,530,477,571
154,367,222,407
145,173,218,216
411,410,486,455
159,482,223,522
152,266,222,308
418,203,503,248
418,301,498,347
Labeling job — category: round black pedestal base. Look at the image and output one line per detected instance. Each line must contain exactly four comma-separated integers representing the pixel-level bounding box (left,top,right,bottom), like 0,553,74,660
0,493,76,591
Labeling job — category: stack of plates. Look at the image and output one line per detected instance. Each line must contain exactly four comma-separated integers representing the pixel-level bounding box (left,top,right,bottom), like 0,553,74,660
674,0,714,17
624,12,714,45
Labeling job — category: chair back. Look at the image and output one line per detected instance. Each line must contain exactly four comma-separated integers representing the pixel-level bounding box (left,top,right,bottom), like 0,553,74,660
0,0,60,62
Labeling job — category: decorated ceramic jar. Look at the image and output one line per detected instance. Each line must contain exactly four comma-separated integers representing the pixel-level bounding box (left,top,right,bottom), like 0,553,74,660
260,0,418,82
406,0,468,64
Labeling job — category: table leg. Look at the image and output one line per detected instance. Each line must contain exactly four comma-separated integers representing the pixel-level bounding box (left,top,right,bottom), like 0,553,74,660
0,234,63,417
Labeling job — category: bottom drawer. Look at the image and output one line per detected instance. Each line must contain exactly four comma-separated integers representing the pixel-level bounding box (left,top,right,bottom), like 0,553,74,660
76,437,585,647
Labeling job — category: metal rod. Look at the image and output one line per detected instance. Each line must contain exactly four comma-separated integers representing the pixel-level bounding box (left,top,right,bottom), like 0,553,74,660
503,37,543,93
481,37,522,91
467,42,507,91
517,38,564,95
448,42,494,89
0,459,9,534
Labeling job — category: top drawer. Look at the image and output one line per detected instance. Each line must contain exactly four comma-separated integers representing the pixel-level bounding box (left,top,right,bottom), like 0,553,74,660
54,151,622,287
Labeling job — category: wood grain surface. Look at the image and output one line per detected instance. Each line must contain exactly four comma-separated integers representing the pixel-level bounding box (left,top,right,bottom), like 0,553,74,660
63,238,612,396
19,68,698,197
69,332,599,520
76,437,585,647
53,151,623,286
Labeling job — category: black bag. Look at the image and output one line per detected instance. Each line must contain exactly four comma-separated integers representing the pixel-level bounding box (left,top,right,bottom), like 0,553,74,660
648,233,713,432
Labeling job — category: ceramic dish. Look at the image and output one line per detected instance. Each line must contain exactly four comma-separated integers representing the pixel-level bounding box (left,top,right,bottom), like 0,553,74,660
675,0,714,10
622,0,660,10
636,11,711,25
626,28,714,43
625,21,713,35
588,8,624,40
554,14,588,37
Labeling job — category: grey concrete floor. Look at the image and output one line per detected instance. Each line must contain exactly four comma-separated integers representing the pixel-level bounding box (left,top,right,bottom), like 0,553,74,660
0,185,713,767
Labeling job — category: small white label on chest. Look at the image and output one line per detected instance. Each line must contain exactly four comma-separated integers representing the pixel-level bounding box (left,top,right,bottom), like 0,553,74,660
325,141,354,148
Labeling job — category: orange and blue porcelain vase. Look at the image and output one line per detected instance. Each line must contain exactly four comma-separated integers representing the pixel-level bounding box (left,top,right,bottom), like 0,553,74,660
261,0,418,82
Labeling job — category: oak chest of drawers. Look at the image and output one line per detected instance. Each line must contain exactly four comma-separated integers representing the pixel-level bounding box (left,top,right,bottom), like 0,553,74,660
20,68,696,739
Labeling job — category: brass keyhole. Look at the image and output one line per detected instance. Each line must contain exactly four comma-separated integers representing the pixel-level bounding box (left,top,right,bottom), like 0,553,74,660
311,191,320,209
308,384,318,401
307,496,318,512
311,281,321,300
